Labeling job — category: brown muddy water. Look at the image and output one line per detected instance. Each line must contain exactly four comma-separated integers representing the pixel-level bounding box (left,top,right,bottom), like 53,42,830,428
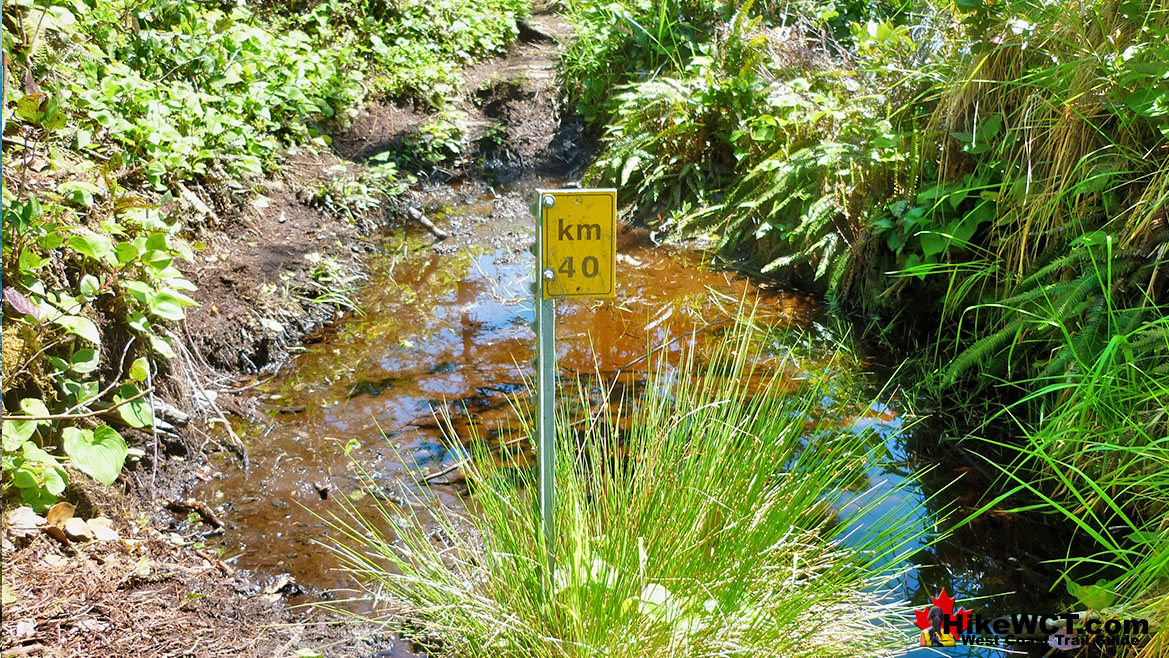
192,181,1075,657
195,187,818,590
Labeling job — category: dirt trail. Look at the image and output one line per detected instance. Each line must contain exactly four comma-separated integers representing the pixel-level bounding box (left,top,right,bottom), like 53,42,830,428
1,9,582,658
335,12,586,187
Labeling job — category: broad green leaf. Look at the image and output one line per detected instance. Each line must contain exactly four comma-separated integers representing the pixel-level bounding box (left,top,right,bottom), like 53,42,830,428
149,334,177,360
127,312,150,333
148,291,197,321
20,399,50,417
1066,579,1116,610
148,295,185,321
19,249,47,273
115,384,154,429
22,442,62,467
67,229,114,262
124,280,155,303
11,467,38,489
115,242,142,266
129,357,150,382
71,348,101,374
79,274,101,299
62,426,128,486
3,420,37,451
141,250,173,271
53,315,101,346
60,181,102,208
15,93,46,122
19,484,56,511
42,465,67,495
920,231,948,258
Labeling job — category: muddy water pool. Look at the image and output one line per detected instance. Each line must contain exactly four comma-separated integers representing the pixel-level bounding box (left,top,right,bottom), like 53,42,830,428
193,183,1073,657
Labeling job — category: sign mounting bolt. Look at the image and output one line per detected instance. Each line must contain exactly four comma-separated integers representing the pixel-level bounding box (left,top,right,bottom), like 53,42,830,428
542,195,555,208
542,269,555,281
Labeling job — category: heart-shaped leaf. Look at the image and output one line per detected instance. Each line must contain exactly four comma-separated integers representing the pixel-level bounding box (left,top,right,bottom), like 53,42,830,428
115,384,154,429
129,357,150,382
3,420,37,451
920,231,948,258
79,275,101,299
53,315,101,346
71,348,101,374
62,426,127,486
67,229,115,263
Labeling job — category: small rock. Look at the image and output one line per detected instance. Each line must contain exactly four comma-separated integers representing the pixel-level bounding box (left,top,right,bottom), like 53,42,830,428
75,618,109,632
87,517,121,542
14,618,36,639
6,507,45,539
64,517,96,541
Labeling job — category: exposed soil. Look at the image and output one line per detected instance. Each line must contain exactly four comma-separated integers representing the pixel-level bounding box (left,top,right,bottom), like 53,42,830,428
3,7,585,658
2,509,408,658
178,151,375,375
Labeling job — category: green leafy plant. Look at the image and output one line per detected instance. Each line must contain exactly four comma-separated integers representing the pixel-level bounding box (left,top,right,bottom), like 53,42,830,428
296,0,528,104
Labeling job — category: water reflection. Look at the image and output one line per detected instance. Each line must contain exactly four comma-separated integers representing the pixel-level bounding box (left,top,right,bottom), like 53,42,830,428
192,184,1079,658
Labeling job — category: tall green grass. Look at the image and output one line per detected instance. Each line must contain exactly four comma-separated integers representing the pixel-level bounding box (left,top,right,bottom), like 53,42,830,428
322,320,928,657
958,301,1169,653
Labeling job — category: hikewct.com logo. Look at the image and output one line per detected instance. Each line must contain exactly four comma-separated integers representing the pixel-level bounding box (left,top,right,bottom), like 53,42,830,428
913,588,1151,650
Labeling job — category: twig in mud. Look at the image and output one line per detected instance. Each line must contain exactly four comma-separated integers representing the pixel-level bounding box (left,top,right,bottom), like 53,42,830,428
423,435,528,483
405,206,450,240
166,498,225,529
217,360,286,395
194,548,234,574
208,411,249,468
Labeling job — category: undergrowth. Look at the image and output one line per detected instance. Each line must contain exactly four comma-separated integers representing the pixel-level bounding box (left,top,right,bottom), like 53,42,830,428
324,319,926,657
1,0,524,508
563,0,1168,644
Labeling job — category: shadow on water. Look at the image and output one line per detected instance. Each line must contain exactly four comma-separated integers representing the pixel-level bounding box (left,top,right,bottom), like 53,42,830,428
193,179,1090,657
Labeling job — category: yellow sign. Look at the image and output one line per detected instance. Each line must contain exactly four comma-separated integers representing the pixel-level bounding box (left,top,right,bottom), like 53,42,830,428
540,189,616,299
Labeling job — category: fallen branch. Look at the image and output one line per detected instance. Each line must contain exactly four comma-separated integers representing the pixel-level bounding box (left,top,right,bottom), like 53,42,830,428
423,435,527,483
166,498,224,529
195,548,234,574
405,206,450,241
2,386,155,422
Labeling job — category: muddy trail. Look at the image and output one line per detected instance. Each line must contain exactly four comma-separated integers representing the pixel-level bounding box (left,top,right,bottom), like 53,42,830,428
0,9,1084,658
184,11,1081,658
188,8,829,595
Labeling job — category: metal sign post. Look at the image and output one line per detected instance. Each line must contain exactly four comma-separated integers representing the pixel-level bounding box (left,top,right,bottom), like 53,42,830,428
534,193,558,587
532,188,616,593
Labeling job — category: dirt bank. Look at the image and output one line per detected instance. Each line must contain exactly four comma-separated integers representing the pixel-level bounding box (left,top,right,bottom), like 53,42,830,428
3,8,583,658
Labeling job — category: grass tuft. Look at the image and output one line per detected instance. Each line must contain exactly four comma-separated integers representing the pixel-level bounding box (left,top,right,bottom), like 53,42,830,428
321,318,927,657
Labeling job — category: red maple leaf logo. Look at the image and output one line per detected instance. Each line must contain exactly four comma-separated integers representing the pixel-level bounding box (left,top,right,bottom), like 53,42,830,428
913,588,970,633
